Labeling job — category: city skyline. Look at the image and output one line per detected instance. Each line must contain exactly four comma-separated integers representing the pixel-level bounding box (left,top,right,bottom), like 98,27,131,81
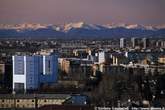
0,0,165,25
0,0,165,109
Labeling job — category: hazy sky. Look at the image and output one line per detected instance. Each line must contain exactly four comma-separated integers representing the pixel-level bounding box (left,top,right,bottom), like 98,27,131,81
0,0,165,25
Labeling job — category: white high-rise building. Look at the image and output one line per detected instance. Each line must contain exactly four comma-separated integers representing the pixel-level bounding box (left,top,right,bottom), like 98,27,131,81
12,54,58,92
142,38,149,49
120,38,126,48
131,37,139,48
98,51,105,64
131,37,136,48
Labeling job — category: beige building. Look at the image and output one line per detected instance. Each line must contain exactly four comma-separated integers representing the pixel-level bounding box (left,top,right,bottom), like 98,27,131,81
0,63,5,74
0,95,14,108
0,94,71,109
14,94,36,108
158,56,165,64
60,58,71,74
37,94,71,108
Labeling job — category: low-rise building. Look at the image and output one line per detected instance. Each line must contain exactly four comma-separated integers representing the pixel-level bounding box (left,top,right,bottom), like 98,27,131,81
59,58,93,79
0,63,12,91
112,54,128,65
0,64,5,75
15,96,35,108
0,95,14,108
158,55,165,64
37,94,70,108
0,94,71,109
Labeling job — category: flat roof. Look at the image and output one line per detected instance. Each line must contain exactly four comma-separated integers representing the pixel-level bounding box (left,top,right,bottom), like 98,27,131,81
0,94,71,99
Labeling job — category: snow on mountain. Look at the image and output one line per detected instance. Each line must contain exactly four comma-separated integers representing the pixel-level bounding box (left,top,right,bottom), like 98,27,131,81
64,22,85,31
0,23,48,30
105,23,156,30
63,22,103,32
155,25,165,29
105,23,128,29
126,24,145,29
0,22,163,31
0,22,165,38
125,24,156,30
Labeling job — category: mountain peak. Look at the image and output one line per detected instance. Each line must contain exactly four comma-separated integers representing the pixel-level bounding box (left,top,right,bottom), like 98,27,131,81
0,23,48,30
0,22,165,39
64,21,86,31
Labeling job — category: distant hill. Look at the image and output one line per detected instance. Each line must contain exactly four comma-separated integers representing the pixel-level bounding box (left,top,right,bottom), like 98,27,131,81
0,22,165,39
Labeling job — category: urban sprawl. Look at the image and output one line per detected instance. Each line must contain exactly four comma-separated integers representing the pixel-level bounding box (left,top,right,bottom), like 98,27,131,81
0,38,165,110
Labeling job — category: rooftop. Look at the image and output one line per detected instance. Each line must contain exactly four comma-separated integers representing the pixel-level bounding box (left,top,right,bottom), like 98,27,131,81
0,94,71,99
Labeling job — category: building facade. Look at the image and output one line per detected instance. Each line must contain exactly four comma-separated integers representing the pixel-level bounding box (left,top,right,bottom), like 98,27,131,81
120,38,126,48
142,38,149,49
0,94,70,109
12,54,58,92
98,51,105,64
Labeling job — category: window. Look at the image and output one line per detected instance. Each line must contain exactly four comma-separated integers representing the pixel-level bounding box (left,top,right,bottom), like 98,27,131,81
48,60,51,69
14,83,24,91
45,60,51,74
17,100,20,102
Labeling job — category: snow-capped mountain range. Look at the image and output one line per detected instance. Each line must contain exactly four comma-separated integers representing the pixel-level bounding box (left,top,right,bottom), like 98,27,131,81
0,22,165,39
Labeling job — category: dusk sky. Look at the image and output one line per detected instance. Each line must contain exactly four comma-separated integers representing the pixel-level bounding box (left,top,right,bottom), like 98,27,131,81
0,0,165,25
